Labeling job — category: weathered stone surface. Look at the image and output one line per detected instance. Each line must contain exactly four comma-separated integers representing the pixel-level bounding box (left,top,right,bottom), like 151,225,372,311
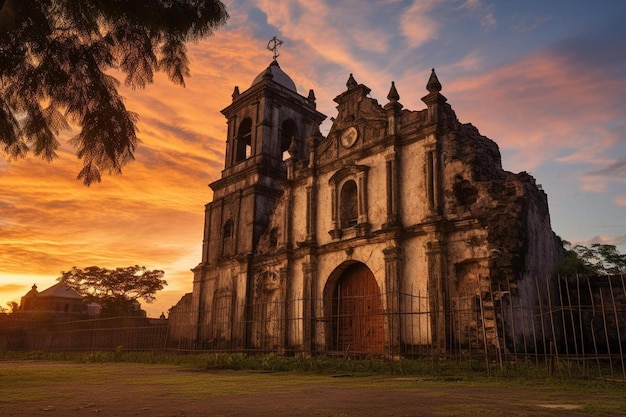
169,62,562,354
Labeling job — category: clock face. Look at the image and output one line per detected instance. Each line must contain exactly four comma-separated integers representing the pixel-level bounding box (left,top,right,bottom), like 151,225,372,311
340,126,358,148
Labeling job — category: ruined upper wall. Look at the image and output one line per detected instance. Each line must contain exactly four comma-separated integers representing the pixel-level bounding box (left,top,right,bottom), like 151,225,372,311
439,114,561,283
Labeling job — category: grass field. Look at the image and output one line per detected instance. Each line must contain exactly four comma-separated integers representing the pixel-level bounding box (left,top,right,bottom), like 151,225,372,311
1,353,625,416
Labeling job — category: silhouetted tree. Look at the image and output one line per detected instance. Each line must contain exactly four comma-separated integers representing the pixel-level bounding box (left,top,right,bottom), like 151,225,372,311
573,243,626,275
0,0,228,184
59,265,166,317
556,242,626,276
1,302,16,314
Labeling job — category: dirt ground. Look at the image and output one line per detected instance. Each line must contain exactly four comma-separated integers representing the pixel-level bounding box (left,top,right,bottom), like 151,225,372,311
1,361,624,417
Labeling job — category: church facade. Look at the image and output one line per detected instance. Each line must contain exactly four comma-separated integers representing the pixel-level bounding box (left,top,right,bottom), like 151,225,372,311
168,57,562,355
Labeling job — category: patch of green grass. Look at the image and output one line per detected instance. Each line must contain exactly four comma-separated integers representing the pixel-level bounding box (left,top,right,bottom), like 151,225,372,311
1,349,624,389
1,360,625,416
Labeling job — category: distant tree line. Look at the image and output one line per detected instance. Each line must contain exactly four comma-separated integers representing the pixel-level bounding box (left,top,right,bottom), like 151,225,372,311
556,242,626,276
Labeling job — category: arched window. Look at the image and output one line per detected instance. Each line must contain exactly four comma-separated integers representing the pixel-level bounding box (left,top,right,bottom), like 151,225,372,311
223,220,233,238
222,220,234,256
280,119,298,160
235,118,252,163
328,165,370,239
340,180,358,228
212,288,233,348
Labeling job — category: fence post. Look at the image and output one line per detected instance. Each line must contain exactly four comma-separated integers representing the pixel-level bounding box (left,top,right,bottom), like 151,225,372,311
545,274,560,375
607,276,625,380
533,274,548,367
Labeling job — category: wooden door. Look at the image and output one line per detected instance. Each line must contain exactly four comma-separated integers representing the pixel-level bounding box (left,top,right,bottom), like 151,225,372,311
333,263,384,354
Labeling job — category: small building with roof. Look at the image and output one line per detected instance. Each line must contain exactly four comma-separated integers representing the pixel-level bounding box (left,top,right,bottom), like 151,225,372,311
19,282,89,317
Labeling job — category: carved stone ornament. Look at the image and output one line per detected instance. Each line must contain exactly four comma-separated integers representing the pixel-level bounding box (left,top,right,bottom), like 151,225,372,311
340,126,358,148
256,269,280,294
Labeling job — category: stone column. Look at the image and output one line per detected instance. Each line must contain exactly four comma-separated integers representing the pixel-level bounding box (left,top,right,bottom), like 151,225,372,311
329,182,341,239
225,116,234,168
305,185,316,243
425,144,442,216
356,169,371,237
426,240,447,351
384,246,403,354
240,253,254,350
357,170,368,224
279,266,288,354
191,264,208,348
269,104,281,156
302,258,317,353
384,152,400,228
201,204,213,264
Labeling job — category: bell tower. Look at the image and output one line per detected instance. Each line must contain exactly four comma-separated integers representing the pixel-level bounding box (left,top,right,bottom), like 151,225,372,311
191,38,325,347
208,39,325,259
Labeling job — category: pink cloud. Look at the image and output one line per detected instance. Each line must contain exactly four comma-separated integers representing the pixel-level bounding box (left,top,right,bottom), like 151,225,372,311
400,0,440,48
444,50,624,172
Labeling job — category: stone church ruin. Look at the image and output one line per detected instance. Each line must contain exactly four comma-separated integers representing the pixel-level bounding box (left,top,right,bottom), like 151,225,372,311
168,47,562,355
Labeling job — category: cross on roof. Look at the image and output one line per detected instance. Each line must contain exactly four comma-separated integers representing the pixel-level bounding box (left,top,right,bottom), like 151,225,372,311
267,36,283,61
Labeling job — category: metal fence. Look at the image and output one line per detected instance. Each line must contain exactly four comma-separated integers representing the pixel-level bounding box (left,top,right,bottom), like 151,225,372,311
0,317,168,351
1,274,624,381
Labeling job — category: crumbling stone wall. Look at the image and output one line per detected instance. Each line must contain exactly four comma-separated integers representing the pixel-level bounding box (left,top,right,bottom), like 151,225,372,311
439,113,561,350
169,63,563,356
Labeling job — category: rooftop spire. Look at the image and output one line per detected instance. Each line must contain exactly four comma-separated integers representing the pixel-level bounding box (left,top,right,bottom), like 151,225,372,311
387,81,400,102
426,68,442,93
346,73,358,89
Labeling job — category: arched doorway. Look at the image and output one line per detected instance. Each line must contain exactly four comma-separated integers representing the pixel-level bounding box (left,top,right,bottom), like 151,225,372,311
330,263,384,354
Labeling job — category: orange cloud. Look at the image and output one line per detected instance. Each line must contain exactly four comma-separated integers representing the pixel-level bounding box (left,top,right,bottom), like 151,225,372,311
0,27,277,316
3,3,625,317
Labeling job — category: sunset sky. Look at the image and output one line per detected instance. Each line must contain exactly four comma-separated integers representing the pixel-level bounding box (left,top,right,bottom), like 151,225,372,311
2,0,625,317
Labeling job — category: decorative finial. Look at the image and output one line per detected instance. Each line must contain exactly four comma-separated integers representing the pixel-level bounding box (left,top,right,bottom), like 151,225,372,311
387,81,400,102
346,73,357,89
426,68,442,93
267,36,284,61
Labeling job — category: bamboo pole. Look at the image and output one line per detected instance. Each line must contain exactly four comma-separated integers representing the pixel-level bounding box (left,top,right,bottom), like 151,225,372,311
586,277,602,377
557,275,571,368
575,275,588,375
505,279,519,366
487,284,503,370
598,286,614,379
478,289,490,375
533,274,548,365
564,276,579,358
545,274,560,375
607,277,625,381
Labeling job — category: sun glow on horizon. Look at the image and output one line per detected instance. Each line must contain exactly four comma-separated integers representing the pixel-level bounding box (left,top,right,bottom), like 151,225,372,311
2,1,625,317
